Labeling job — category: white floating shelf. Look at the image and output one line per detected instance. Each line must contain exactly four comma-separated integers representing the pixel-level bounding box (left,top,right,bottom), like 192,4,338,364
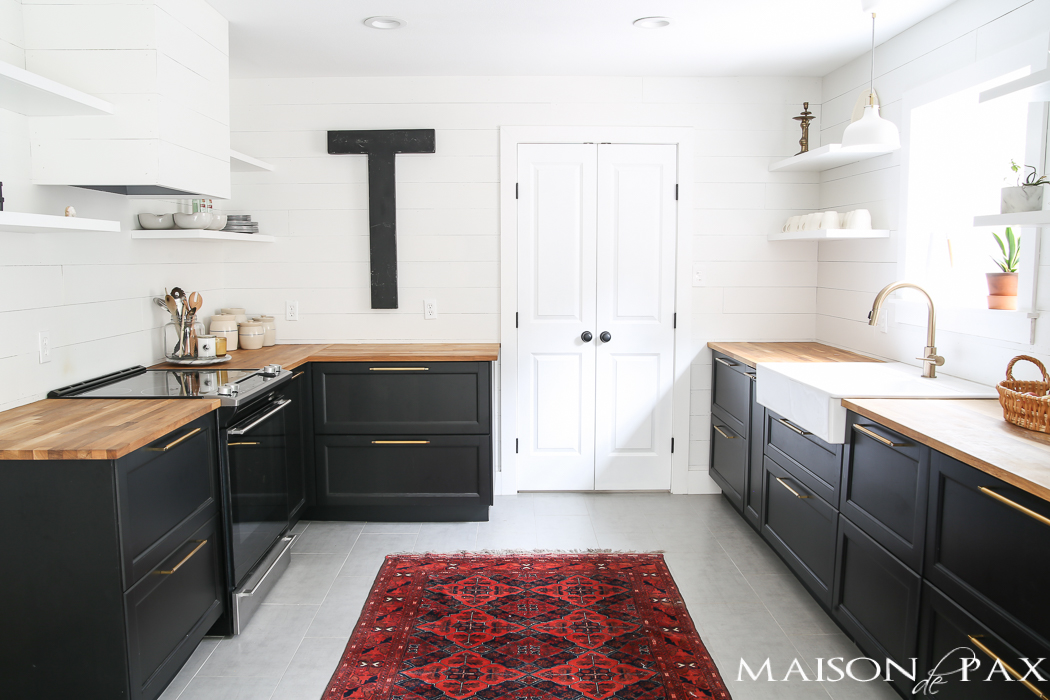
769,143,898,172
769,228,890,242
230,149,274,172
979,67,1050,103
974,210,1050,227
0,60,113,116
0,210,121,233
131,229,275,243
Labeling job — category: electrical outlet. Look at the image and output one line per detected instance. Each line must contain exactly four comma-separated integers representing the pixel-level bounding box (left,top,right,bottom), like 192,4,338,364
38,331,51,364
424,299,438,320
285,300,299,321
692,263,707,287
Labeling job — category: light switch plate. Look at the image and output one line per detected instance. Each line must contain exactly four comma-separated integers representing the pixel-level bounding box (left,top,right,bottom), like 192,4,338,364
424,299,437,320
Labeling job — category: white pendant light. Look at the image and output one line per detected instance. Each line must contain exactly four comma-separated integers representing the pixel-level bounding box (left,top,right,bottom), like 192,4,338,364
841,13,900,151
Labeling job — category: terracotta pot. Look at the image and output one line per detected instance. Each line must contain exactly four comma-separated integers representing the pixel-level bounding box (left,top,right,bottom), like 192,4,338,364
986,272,1018,297
988,295,1018,310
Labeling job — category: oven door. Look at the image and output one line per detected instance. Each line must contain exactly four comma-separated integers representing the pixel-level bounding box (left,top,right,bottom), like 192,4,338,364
225,395,293,586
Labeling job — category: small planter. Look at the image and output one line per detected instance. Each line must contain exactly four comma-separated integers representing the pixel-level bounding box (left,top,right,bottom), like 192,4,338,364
1000,185,1049,213
987,272,1018,310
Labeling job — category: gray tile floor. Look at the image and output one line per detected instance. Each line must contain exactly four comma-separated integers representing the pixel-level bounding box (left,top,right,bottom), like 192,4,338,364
161,493,899,700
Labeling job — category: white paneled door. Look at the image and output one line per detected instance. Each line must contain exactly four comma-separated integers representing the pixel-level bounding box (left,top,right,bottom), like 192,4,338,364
517,143,677,491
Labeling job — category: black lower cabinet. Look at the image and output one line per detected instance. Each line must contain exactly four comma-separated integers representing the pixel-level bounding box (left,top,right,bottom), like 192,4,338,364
761,455,838,606
710,407,747,512
285,367,309,526
743,379,764,530
833,515,921,697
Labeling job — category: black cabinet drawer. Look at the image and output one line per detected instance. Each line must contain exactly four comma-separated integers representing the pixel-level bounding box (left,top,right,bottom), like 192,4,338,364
926,452,1050,652
710,408,746,512
842,414,929,572
833,515,921,695
125,516,224,700
712,353,751,437
117,414,219,589
314,362,490,434
761,455,838,606
315,435,491,521
918,582,1050,699
764,408,842,505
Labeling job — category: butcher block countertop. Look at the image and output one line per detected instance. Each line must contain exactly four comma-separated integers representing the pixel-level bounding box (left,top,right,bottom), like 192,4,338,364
708,341,880,368
844,398,1050,503
0,399,220,461
150,343,501,370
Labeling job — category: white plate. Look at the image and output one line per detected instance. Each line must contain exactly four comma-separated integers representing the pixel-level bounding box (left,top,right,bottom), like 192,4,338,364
162,354,233,365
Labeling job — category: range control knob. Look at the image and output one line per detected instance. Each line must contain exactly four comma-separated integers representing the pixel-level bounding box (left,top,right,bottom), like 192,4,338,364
262,364,282,377
217,383,238,396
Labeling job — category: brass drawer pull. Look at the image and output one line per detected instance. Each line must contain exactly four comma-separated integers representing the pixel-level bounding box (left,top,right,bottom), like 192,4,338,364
369,367,429,371
146,427,202,452
154,540,206,575
372,440,431,444
776,417,809,435
228,441,261,447
968,635,1049,699
292,371,304,379
775,476,809,499
854,424,908,448
713,425,736,440
714,357,735,367
979,487,1050,528
747,373,757,382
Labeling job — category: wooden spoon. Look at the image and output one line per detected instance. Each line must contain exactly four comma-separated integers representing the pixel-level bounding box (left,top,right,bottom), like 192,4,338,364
188,291,203,316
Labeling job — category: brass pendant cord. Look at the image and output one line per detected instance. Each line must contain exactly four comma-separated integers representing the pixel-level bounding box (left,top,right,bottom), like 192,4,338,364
868,13,876,106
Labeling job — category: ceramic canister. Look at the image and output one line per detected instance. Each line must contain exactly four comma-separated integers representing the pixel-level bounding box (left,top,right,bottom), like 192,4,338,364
255,316,277,347
210,314,239,351
222,307,249,325
239,322,265,350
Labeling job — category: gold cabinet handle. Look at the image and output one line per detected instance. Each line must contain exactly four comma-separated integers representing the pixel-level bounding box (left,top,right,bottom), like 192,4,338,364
979,487,1050,528
154,540,206,575
228,442,261,447
775,476,809,499
146,427,202,452
968,635,1049,699
747,373,757,382
713,425,736,439
776,417,809,435
371,440,431,444
292,371,304,379
714,357,735,367
369,367,429,371
853,424,908,448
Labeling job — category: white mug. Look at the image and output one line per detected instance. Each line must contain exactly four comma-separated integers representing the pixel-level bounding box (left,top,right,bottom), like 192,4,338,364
841,211,854,229
803,212,821,230
819,211,841,229
784,215,800,232
849,209,872,230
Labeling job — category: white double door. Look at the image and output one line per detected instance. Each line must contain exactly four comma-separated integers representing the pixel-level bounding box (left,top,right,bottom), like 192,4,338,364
516,143,677,491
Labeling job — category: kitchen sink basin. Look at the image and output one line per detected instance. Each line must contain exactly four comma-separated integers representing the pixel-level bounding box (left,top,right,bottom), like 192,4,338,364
755,362,998,443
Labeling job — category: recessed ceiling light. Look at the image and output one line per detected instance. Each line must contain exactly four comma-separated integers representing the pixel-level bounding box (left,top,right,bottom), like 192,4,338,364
364,16,405,30
633,17,672,28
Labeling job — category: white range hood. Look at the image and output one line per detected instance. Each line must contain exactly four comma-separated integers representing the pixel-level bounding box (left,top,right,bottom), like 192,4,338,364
23,0,230,199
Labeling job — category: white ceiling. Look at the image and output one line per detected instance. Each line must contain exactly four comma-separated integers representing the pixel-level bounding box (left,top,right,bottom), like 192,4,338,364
209,0,958,79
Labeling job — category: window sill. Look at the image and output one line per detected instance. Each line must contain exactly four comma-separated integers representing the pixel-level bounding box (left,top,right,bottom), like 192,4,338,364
893,300,1037,345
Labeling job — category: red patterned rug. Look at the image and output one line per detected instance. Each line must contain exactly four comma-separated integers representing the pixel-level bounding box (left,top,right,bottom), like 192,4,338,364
322,553,731,700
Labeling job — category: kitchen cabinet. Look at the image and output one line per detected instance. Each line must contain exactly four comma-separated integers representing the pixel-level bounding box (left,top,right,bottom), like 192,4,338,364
744,378,764,529
765,406,843,506
1,413,224,700
285,367,309,527
709,352,753,515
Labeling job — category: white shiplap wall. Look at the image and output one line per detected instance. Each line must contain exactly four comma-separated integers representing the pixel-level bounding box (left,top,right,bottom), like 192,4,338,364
816,0,1050,386
225,76,822,487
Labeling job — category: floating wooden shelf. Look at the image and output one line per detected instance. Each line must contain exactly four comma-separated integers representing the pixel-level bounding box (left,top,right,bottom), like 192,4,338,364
230,149,274,172
131,230,275,242
979,67,1050,103
0,211,121,233
769,143,898,172
769,228,889,242
973,210,1050,227
0,60,113,116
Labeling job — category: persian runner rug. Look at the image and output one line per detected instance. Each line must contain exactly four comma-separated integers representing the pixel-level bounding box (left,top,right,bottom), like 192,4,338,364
322,553,732,700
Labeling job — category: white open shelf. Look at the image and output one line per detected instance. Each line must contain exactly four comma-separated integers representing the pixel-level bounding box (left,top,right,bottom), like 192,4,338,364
979,67,1050,103
973,210,1050,227
769,228,889,242
230,149,274,172
0,210,121,233
769,143,898,172
0,60,113,116
132,229,275,243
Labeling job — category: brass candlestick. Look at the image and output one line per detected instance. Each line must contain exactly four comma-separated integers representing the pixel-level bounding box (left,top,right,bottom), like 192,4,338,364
793,102,815,155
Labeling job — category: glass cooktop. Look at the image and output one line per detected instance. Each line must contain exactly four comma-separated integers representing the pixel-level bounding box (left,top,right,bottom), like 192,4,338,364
75,369,260,399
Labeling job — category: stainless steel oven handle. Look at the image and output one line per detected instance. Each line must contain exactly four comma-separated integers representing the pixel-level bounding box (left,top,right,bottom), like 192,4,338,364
228,398,292,435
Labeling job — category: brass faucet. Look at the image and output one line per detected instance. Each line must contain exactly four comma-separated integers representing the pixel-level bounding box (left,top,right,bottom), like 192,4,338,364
868,281,945,378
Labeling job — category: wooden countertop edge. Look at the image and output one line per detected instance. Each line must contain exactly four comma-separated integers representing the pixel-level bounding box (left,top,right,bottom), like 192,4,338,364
707,341,880,368
149,343,501,370
842,399,1050,503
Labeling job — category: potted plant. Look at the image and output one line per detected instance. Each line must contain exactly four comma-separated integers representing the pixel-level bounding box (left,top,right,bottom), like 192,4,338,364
988,227,1019,310
1001,160,1050,213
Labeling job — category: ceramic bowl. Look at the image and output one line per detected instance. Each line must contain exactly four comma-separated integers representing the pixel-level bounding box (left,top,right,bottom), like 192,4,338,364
138,213,174,230
173,212,213,230
206,214,228,231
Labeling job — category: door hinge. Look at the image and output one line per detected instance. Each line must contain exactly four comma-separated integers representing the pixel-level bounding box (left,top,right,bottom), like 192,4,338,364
675,184,678,200
515,438,519,453
673,313,676,329
515,312,518,328
671,437,675,453
515,183,519,199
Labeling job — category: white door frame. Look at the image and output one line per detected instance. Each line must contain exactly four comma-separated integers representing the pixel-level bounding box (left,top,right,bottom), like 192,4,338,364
498,126,695,495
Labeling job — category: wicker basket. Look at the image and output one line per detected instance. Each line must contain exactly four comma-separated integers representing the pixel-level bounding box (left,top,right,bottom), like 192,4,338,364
997,355,1050,433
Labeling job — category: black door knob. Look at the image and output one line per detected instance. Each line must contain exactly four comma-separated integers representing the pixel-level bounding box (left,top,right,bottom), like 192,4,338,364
599,331,612,343
581,331,593,342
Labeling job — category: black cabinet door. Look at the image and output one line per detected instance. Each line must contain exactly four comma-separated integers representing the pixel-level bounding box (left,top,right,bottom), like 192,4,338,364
841,414,929,572
709,408,746,512
314,362,490,435
833,515,921,696
926,452,1050,653
315,435,491,521
712,354,750,437
764,408,842,505
285,368,308,526
761,455,838,606
125,516,224,700
744,376,763,530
